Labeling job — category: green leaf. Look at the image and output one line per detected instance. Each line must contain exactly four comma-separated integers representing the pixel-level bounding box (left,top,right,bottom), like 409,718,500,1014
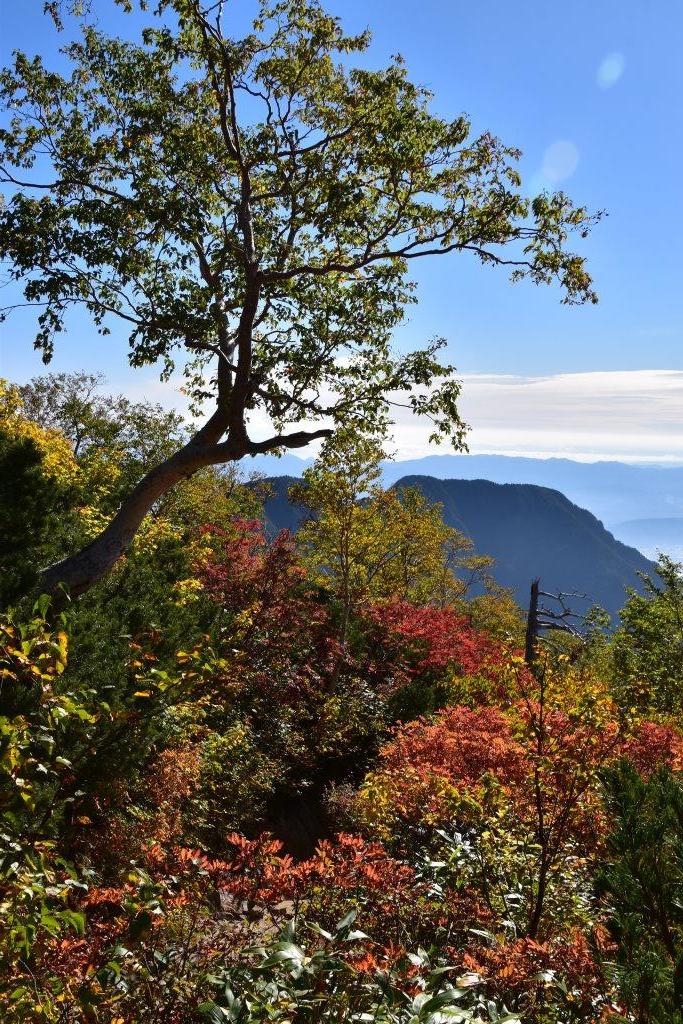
198,1001,230,1023
418,988,466,1015
129,909,153,939
334,909,357,933
260,941,305,968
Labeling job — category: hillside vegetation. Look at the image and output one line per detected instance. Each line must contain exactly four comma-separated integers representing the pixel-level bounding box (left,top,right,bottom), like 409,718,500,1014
261,475,654,616
2,376,683,1023
0,0,674,1018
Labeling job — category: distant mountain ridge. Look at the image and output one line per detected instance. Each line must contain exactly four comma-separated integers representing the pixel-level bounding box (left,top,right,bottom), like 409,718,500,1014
248,452,683,557
260,474,655,618
392,476,654,616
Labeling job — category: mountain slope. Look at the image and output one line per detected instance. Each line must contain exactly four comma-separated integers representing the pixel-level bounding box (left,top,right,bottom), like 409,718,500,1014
249,453,683,547
259,475,310,535
393,477,654,616
260,474,655,617
383,456,683,527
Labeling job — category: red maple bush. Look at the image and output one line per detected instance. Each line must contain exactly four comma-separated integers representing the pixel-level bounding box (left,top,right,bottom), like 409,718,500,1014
198,520,330,642
76,745,202,874
378,705,528,792
360,699,682,840
217,831,421,939
618,719,683,776
198,519,300,605
459,933,607,1018
366,597,503,678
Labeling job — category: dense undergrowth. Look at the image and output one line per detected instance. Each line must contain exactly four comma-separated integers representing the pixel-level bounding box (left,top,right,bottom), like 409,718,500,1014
2,375,683,1022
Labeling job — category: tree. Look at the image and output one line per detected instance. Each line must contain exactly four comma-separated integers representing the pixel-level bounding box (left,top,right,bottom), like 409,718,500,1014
611,555,683,717
293,430,387,643
0,371,236,605
0,381,79,604
374,484,496,606
599,762,683,1022
20,372,185,463
17,371,268,537
294,431,496,644
0,0,599,595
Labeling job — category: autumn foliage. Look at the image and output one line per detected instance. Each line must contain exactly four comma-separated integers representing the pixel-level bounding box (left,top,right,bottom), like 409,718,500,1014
2,428,683,1021
366,598,503,677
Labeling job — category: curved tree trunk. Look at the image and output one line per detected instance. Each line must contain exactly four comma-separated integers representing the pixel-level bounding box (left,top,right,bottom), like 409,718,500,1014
38,417,331,599
40,438,241,597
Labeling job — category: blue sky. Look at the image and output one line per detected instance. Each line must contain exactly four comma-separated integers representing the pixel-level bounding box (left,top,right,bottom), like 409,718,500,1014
1,0,682,461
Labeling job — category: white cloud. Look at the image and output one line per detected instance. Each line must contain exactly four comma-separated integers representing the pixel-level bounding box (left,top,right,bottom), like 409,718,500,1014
120,368,683,466
597,52,625,88
389,370,683,464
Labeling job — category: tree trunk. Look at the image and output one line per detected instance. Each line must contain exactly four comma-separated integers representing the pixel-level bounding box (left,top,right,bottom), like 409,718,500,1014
527,854,549,940
39,439,240,598
524,577,541,666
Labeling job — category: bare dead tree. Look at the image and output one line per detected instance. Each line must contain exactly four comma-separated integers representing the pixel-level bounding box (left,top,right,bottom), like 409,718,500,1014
524,579,587,667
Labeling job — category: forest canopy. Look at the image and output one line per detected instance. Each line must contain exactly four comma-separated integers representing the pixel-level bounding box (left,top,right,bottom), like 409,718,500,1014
0,0,599,595
1,373,683,1023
